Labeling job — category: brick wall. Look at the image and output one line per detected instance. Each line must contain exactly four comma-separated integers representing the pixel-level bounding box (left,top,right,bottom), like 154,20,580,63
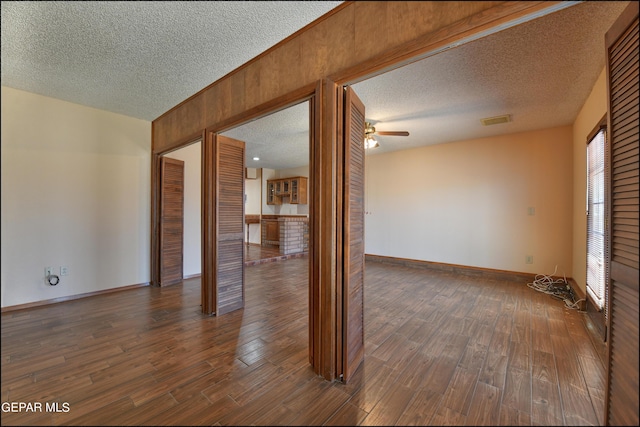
279,217,309,255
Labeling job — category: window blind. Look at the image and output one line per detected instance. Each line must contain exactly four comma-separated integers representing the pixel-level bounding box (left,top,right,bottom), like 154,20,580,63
586,128,606,311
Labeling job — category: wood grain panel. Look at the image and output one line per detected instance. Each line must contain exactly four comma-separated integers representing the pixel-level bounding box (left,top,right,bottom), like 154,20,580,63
605,2,639,426
202,81,228,127
340,86,365,382
216,135,245,315
153,1,563,154
467,381,501,426
2,258,610,426
153,94,205,154
308,79,340,380
160,157,184,286
201,133,245,315
217,240,244,314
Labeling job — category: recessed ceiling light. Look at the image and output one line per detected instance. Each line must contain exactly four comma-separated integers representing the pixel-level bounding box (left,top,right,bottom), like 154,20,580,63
253,157,260,161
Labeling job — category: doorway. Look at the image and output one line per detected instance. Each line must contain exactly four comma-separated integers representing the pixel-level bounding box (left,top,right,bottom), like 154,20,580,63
220,99,312,355
159,140,202,286
222,100,311,260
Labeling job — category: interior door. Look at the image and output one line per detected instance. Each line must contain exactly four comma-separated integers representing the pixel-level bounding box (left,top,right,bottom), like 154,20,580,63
159,157,184,286
202,133,246,315
340,86,366,382
604,2,639,425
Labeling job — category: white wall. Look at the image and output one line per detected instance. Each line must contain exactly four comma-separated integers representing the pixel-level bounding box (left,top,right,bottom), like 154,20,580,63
572,68,607,295
364,125,574,276
245,168,262,244
1,86,151,307
261,168,279,216
164,141,201,277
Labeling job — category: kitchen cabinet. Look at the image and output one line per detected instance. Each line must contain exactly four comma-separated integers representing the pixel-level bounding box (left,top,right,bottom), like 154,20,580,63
290,177,307,204
261,215,280,246
276,179,290,195
267,181,277,205
266,176,307,205
263,219,280,245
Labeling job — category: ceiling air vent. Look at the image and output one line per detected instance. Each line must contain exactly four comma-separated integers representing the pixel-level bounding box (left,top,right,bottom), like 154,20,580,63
480,114,512,126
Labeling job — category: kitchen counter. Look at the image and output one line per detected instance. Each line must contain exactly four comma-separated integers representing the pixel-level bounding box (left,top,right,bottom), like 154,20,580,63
261,215,309,254
261,214,308,219
245,214,261,224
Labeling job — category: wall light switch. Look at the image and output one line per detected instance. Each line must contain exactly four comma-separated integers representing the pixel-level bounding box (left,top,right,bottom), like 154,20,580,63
60,266,69,276
528,207,535,216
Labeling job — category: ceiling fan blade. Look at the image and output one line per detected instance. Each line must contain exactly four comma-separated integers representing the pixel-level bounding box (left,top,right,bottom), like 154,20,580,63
376,131,409,136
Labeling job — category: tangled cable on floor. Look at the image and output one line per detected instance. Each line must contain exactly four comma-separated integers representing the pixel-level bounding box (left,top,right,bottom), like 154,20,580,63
527,265,585,311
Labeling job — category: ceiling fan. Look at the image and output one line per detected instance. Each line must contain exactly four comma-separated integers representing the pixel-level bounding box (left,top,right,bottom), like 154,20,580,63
364,121,409,149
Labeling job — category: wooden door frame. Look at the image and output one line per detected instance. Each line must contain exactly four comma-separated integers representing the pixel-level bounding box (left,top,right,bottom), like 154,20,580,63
201,130,216,314
309,79,340,379
151,132,205,287
311,79,366,381
149,87,343,379
151,1,583,382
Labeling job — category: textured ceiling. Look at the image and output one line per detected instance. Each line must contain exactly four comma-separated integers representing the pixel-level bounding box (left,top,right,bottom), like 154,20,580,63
348,0,630,157
216,0,631,169
1,1,343,121
2,1,631,170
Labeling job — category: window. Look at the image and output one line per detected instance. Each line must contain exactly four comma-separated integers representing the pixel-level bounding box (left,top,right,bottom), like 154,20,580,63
586,126,606,311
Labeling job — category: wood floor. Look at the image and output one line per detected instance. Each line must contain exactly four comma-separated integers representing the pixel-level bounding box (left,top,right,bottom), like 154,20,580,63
1,255,607,426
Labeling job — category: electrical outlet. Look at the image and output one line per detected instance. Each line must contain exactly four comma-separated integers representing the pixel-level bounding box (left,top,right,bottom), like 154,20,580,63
45,267,54,277
526,255,533,264
60,266,69,276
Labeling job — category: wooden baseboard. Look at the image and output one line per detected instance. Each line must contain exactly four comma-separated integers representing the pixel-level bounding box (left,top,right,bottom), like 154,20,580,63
365,254,569,284
1,282,150,313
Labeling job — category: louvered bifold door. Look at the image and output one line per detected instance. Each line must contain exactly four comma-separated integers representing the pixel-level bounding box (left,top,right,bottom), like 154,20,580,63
604,2,639,426
341,86,366,382
160,157,184,286
202,133,245,316
215,135,246,315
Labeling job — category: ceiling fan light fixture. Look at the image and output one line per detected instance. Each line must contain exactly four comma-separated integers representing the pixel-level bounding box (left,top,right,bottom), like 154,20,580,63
364,135,379,149
365,122,376,136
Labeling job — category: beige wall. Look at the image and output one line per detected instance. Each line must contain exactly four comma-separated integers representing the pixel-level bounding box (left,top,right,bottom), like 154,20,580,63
0,66,606,307
572,68,608,295
364,125,574,276
1,86,151,307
